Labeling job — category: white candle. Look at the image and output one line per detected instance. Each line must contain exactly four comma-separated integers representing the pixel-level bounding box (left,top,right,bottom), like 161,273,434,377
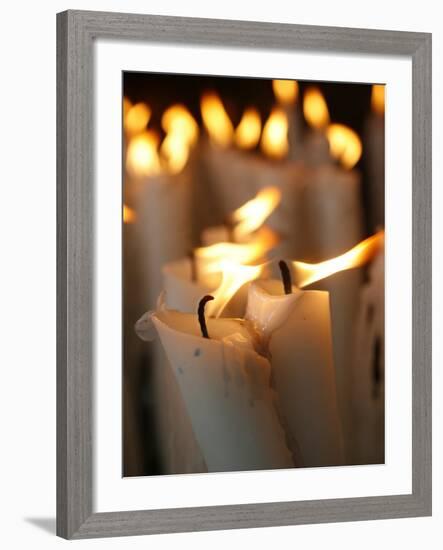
134,170,193,310
364,84,385,231
290,232,384,463
163,257,217,313
301,86,331,167
245,278,344,467
272,79,302,161
351,245,385,464
136,304,294,472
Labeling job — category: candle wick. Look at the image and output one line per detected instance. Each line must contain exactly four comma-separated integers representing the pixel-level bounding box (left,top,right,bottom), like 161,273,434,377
278,260,292,295
188,250,197,282
198,295,214,339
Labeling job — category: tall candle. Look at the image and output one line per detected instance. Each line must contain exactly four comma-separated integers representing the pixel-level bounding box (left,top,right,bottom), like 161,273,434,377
136,303,294,472
351,244,385,465
272,79,302,161
198,92,261,222
290,232,384,463
364,84,385,231
245,278,344,467
301,86,331,167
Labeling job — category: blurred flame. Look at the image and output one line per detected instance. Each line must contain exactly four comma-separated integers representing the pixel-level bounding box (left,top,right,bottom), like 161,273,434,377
123,97,132,118
326,123,362,170
195,226,278,274
292,231,384,287
234,108,262,150
123,204,136,224
260,108,289,159
232,187,281,240
160,133,190,174
303,87,330,129
201,92,234,147
371,84,385,116
161,104,199,147
126,130,161,177
272,79,299,105
124,102,151,136
206,261,264,318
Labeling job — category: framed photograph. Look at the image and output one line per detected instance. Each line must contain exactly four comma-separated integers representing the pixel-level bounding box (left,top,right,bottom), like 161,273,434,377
57,10,432,539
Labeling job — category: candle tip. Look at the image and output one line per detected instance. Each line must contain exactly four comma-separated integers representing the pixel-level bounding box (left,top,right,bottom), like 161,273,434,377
278,260,292,295
198,295,215,339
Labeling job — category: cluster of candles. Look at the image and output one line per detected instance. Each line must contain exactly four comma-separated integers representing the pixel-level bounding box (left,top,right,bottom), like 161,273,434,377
124,79,386,473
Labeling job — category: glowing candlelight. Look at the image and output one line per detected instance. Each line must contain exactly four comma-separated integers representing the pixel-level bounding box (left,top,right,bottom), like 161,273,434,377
234,108,262,150
125,130,161,177
200,91,234,147
260,107,289,159
292,232,383,288
124,101,151,136
231,186,281,240
273,79,299,105
371,84,385,116
326,124,363,170
123,204,136,224
303,87,330,130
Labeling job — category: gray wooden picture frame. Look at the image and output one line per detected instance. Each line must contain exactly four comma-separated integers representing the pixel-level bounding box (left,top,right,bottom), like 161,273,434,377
57,9,432,539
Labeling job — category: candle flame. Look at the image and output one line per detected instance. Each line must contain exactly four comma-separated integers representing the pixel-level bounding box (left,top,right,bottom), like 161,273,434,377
371,84,385,115
124,102,151,136
303,87,330,130
123,97,132,118
126,130,161,177
326,123,362,170
161,104,199,147
260,107,289,159
272,79,299,105
206,261,264,318
231,186,281,240
195,226,279,274
123,204,136,224
234,108,262,150
292,231,384,287
160,132,191,174
201,91,234,147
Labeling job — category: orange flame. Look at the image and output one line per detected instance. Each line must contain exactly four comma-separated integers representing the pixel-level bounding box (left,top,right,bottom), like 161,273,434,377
371,84,385,116
126,130,161,177
303,87,330,129
260,107,289,159
123,97,132,119
231,187,281,240
272,79,299,105
234,108,262,150
161,104,199,147
206,261,264,318
292,231,384,287
200,91,234,147
195,226,278,274
124,102,151,136
123,204,136,224
160,104,199,174
326,123,362,170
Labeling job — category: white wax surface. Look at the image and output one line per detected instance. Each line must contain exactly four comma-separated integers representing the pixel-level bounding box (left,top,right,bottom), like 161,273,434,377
147,309,294,472
162,257,217,313
245,279,344,468
246,280,302,346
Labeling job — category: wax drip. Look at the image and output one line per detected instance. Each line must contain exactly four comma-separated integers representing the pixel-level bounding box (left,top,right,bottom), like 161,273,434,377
198,295,214,339
188,249,197,282
278,260,292,295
